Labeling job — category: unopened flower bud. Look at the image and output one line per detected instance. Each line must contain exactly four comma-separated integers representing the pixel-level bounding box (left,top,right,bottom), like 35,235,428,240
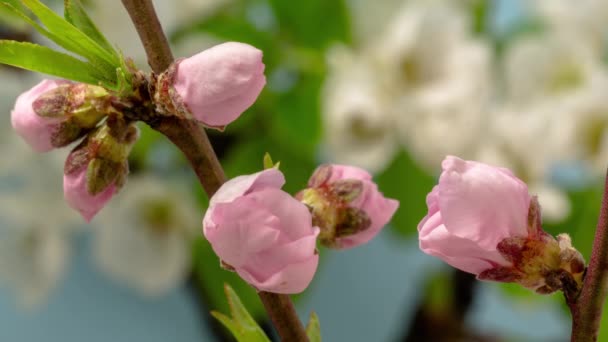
11,80,110,152
203,169,319,294
418,156,585,295
155,42,266,130
297,164,399,249
63,121,139,222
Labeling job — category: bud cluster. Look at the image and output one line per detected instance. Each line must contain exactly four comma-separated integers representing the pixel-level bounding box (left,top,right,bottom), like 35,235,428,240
203,164,399,294
11,42,267,221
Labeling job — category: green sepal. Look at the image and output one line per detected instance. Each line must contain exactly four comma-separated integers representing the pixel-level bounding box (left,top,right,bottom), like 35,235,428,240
263,152,280,170
305,311,321,342
210,284,271,342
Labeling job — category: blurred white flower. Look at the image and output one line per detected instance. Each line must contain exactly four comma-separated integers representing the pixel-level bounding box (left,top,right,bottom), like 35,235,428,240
379,1,492,171
546,81,608,176
531,0,608,52
503,34,604,104
321,45,398,173
0,200,71,308
371,1,472,90
529,183,571,223
0,134,74,308
93,175,199,296
322,1,492,173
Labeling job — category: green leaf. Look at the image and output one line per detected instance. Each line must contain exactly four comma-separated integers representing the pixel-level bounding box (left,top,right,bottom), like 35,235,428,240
305,312,321,342
16,0,118,78
267,0,351,47
376,151,436,238
63,0,116,55
211,284,271,342
0,40,105,84
271,74,323,160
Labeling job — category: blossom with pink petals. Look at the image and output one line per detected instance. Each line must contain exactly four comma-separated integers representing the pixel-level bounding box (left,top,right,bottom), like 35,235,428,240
203,169,319,294
11,79,69,152
418,156,531,274
298,164,399,249
418,156,585,294
158,42,266,129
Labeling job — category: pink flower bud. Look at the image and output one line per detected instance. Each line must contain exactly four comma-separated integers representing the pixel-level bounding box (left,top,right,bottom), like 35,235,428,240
298,164,399,249
63,121,138,222
157,42,266,129
11,79,70,152
203,169,320,294
63,164,116,223
418,156,530,275
418,156,585,294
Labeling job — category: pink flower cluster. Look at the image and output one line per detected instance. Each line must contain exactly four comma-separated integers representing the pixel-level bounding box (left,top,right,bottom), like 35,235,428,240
204,166,398,293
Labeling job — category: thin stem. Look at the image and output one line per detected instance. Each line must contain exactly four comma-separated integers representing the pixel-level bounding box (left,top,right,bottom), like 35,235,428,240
120,1,309,340
120,0,174,73
258,292,309,342
570,170,608,342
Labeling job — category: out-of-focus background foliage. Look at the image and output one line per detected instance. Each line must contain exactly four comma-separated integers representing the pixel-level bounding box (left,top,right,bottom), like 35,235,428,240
1,0,607,340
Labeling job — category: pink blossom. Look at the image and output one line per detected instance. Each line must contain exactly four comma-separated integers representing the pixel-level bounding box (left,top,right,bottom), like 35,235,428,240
63,164,116,223
310,164,399,249
418,156,531,275
171,42,266,129
203,169,319,294
10,79,69,152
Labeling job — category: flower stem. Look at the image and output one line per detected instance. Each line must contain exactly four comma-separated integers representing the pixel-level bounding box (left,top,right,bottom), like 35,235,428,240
570,170,608,342
120,1,309,340
259,291,309,341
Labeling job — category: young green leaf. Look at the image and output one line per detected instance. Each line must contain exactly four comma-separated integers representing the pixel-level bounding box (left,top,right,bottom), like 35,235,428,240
211,284,271,342
63,0,117,55
0,1,116,83
262,152,280,170
18,0,119,76
305,311,321,342
0,40,105,84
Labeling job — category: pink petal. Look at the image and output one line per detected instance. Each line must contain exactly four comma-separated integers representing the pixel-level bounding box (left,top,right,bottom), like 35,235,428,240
238,254,319,294
246,188,316,241
241,231,320,280
63,166,115,222
438,156,530,250
11,79,67,152
203,197,281,267
419,219,509,274
174,42,266,127
209,168,285,206
326,164,373,182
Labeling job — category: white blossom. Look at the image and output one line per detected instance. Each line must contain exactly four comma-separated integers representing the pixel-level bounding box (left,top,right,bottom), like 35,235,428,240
93,175,199,296
531,0,608,52
0,133,74,308
321,45,398,173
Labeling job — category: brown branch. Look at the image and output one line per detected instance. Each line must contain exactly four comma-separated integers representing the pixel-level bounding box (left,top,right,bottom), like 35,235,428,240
120,0,174,73
120,1,309,340
570,169,608,342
